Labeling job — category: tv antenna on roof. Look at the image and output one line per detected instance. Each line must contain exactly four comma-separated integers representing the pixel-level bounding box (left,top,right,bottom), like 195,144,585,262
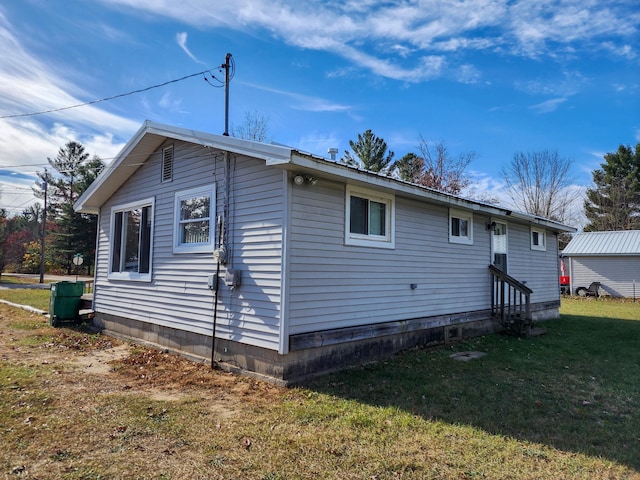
221,53,233,136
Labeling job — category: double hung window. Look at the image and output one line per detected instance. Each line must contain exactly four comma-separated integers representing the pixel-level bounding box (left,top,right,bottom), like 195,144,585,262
174,185,215,253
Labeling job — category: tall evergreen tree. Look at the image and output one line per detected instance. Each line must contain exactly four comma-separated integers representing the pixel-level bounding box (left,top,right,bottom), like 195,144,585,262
34,142,104,274
342,130,394,174
584,143,640,231
394,152,425,183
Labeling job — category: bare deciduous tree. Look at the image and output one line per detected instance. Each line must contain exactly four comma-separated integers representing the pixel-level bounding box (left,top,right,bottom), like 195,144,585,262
501,150,580,224
417,136,474,195
231,110,270,143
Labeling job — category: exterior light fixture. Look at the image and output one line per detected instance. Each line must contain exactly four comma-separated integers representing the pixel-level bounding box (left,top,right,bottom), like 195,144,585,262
293,174,317,186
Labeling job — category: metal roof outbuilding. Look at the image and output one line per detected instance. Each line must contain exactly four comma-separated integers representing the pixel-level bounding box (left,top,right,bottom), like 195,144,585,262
562,230,640,257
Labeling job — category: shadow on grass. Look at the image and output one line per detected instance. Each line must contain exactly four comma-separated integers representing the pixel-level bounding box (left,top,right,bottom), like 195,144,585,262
303,314,640,470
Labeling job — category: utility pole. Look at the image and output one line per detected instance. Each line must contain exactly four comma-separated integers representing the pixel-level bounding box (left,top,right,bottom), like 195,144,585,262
39,169,47,284
222,53,232,136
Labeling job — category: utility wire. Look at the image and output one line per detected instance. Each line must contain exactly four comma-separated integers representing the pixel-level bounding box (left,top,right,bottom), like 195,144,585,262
0,68,217,119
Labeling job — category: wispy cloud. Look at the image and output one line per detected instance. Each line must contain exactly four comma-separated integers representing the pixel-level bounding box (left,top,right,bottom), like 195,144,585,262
0,10,137,175
294,131,343,156
100,0,638,83
241,82,352,112
529,98,567,114
176,32,206,64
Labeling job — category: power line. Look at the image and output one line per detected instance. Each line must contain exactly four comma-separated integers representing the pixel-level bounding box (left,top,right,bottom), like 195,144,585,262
0,68,218,119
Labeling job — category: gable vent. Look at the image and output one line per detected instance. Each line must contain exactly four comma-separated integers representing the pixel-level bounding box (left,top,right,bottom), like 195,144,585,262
162,145,174,182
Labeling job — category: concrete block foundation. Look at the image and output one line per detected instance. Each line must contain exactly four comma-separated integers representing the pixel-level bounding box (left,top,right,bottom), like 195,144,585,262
93,301,559,385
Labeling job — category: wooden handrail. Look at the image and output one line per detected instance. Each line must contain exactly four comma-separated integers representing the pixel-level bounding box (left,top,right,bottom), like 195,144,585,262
489,265,532,336
488,264,533,294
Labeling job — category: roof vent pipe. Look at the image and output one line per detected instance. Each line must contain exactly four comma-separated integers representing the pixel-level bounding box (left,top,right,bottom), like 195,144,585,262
328,147,339,161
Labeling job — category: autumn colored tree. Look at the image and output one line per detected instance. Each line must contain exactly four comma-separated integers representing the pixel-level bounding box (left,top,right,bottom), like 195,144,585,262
417,137,474,195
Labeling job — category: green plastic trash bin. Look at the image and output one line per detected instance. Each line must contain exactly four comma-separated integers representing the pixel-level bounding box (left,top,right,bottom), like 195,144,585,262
49,281,85,327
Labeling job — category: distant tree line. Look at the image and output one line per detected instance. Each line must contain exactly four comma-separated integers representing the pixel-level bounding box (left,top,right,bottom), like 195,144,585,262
342,128,640,232
1,127,637,279
0,141,104,279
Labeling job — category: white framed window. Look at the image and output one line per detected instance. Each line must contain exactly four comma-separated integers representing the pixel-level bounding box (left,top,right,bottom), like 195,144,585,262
449,209,473,245
345,185,395,249
173,185,216,254
109,198,154,282
531,227,546,251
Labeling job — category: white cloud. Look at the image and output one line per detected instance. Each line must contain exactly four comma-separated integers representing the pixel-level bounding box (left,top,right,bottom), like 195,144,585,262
0,9,138,180
294,131,343,157
98,0,638,82
176,31,205,64
241,82,352,112
529,98,567,114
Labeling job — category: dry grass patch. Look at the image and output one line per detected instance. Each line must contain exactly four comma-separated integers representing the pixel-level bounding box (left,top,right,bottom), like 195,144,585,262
1,301,639,479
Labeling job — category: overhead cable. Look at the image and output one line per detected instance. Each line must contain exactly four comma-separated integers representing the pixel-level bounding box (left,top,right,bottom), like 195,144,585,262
0,68,217,119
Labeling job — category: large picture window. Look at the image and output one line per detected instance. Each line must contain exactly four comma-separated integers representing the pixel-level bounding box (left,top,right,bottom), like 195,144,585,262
109,198,154,281
173,185,216,253
345,185,395,248
449,209,473,245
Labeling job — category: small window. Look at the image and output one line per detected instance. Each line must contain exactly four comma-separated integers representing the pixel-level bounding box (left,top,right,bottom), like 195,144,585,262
109,198,154,282
345,185,395,249
162,145,174,183
531,227,546,251
174,185,216,253
449,209,473,245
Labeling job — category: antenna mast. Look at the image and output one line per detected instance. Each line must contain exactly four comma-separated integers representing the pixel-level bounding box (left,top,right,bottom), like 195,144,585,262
222,53,232,136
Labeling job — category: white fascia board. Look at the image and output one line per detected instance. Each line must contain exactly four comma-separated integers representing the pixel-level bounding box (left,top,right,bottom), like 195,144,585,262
75,121,293,214
75,121,155,214
144,122,293,164
288,152,577,234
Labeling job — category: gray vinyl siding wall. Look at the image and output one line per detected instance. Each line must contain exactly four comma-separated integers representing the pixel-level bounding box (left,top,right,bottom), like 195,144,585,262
287,180,495,335
569,256,640,298
507,224,560,303
94,140,284,350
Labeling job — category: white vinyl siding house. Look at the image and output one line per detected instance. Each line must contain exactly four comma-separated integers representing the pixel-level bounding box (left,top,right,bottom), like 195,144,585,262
91,137,285,351
76,121,574,383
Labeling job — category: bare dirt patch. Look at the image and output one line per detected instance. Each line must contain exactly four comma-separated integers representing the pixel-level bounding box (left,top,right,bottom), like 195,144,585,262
1,305,289,479
0,302,283,402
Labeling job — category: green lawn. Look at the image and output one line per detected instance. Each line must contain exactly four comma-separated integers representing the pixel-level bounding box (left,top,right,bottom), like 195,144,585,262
0,286,51,311
302,297,640,475
0,294,638,479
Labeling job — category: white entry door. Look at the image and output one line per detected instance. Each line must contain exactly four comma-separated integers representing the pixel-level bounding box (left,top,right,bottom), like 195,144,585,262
492,221,508,273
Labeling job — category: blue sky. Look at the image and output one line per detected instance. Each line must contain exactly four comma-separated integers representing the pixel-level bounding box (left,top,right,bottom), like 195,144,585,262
0,0,638,225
